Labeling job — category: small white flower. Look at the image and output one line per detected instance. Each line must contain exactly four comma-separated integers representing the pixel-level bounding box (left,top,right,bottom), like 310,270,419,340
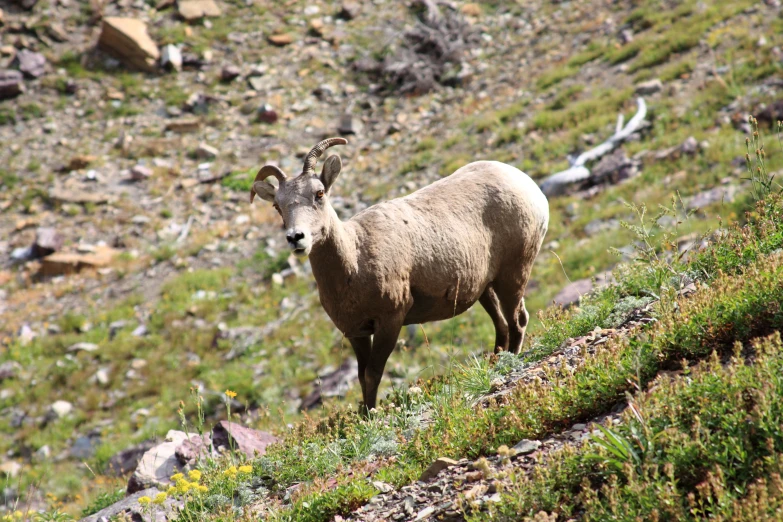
408,386,423,395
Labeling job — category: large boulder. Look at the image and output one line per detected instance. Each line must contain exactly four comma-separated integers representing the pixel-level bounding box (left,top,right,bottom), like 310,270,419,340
80,487,183,522
106,440,156,476
127,430,200,493
211,421,279,459
98,18,160,72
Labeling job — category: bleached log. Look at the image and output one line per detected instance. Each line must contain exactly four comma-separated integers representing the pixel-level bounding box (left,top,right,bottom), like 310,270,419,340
539,97,647,197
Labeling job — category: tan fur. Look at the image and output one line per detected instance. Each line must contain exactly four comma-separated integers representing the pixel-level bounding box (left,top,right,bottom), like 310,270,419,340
253,143,549,411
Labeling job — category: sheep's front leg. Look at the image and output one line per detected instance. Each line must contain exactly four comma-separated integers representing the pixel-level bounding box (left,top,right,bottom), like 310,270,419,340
348,336,371,404
362,319,403,413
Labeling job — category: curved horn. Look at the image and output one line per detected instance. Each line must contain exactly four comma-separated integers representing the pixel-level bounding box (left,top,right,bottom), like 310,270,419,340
302,137,348,176
250,165,286,203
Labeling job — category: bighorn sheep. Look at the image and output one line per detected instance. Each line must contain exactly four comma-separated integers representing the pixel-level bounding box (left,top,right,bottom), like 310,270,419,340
251,138,549,410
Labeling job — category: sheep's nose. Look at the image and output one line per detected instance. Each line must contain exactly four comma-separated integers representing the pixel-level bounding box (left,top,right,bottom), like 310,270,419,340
287,231,305,245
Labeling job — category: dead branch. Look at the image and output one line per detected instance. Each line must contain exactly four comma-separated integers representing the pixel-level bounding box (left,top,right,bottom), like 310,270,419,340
539,97,647,197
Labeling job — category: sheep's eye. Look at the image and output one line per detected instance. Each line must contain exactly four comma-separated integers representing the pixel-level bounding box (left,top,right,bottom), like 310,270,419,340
316,190,325,200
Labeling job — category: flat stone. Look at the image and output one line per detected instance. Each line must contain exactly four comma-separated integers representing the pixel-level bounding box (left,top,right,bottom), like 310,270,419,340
196,142,218,159
268,33,294,46
98,18,160,72
552,272,614,308
67,154,97,171
419,457,458,482
13,49,46,79
39,246,119,277
178,0,222,21
174,433,212,466
130,165,153,180
687,185,740,210
512,439,541,455
80,487,173,522
165,117,202,133
211,420,279,459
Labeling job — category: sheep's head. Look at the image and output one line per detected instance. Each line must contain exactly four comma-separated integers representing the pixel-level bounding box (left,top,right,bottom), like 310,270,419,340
251,137,347,256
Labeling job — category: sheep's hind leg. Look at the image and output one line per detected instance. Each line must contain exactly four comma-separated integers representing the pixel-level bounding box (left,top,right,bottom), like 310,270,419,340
496,281,529,355
479,285,509,353
348,336,371,406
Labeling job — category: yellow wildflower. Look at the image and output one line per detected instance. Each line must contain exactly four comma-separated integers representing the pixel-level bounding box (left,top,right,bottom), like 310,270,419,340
188,469,202,481
225,389,237,399
167,486,177,495
223,465,238,477
138,496,152,506
13,513,23,520
176,478,192,494
238,465,252,474
153,492,167,505
170,472,185,482
196,484,208,492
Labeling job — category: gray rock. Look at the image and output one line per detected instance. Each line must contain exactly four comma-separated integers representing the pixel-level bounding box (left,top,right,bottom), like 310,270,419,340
161,44,182,72
338,114,363,135
584,218,620,236
512,439,542,455
553,272,614,308
211,420,279,459
71,435,100,459
13,50,46,79
681,136,699,155
49,400,73,419
0,361,22,381
106,440,156,476
634,78,663,95
196,142,218,159
130,165,153,181
221,64,240,82
256,104,278,124
32,227,64,258
79,487,185,522
127,430,199,493
98,18,160,72
0,70,23,100
687,185,740,210
339,1,361,20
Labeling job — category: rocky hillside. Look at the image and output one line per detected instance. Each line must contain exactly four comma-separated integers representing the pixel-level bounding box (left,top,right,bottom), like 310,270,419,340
0,0,782,519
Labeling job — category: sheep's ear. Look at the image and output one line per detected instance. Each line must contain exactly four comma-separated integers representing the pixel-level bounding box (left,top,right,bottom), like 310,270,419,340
252,180,277,203
320,154,342,192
